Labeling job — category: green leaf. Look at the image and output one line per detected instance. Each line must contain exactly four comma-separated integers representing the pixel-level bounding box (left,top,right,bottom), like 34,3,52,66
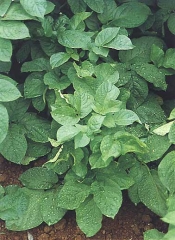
95,63,119,85
150,44,164,67
41,189,66,225
119,36,164,64
95,27,120,47
168,109,175,120
74,132,90,148
21,58,50,72
0,124,27,164
132,63,167,90
158,151,175,193
76,196,102,237
50,52,70,69
114,109,140,126
0,79,21,102
4,188,44,231
0,21,30,39
98,0,117,24
0,38,12,62
167,13,175,35
83,0,104,13
67,0,86,14
163,48,175,70
20,0,47,18
169,122,175,143
44,72,71,90
51,105,80,125
0,103,9,144
2,3,34,20
0,0,11,16
138,134,171,163
21,113,51,143
87,114,105,135
104,35,134,50
0,61,11,72
157,0,175,11
135,94,166,124
144,229,164,240
73,90,94,118
153,121,174,136
138,166,167,216
162,211,175,225
57,181,90,210
91,179,122,218
70,12,92,30
19,167,58,189
114,131,148,155
4,98,30,122
26,140,50,159
112,2,151,28
57,30,92,49
100,135,121,161
57,125,80,143
24,74,46,98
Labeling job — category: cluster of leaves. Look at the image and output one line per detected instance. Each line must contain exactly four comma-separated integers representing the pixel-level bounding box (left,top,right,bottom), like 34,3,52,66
0,0,175,238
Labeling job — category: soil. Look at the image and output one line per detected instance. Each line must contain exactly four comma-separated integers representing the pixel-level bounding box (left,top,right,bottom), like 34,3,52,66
0,156,168,240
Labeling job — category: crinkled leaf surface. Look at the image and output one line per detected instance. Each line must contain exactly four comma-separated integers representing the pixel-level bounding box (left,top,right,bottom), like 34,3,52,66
0,124,27,164
57,181,90,210
0,0,11,16
91,179,122,218
19,167,58,189
76,196,102,237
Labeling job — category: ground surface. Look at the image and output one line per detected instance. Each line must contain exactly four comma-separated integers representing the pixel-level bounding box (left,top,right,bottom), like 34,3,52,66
0,156,167,240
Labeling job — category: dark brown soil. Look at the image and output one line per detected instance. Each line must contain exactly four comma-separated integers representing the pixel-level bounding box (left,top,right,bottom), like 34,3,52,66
0,156,167,240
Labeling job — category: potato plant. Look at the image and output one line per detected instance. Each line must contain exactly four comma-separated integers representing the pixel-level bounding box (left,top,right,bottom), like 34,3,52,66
0,0,175,238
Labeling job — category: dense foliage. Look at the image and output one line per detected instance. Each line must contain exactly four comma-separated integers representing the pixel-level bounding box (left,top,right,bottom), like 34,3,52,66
0,0,175,238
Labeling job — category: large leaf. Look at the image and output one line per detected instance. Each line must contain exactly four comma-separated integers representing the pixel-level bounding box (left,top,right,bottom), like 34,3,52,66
24,73,46,98
119,36,164,64
0,38,12,62
76,196,102,237
157,0,175,11
158,151,175,193
138,166,167,216
50,52,70,68
95,27,120,46
114,109,140,126
91,179,122,218
2,3,34,20
21,113,51,143
0,21,30,39
0,103,9,144
44,72,71,90
57,125,80,144
98,0,117,24
57,30,92,49
0,124,27,164
67,0,86,14
138,134,171,163
57,181,90,209
4,188,44,231
83,0,104,13
104,35,134,50
0,79,21,102
0,0,11,16
19,167,58,189
112,2,151,28
21,58,50,72
20,0,47,18
41,189,66,225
